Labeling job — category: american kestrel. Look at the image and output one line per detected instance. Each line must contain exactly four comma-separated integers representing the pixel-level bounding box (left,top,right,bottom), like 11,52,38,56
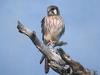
41,5,65,73
41,5,65,46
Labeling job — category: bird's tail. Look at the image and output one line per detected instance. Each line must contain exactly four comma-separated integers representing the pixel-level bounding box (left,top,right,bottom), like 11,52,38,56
54,41,68,47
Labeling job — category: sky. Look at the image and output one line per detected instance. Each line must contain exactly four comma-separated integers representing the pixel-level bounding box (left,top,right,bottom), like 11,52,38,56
0,0,100,75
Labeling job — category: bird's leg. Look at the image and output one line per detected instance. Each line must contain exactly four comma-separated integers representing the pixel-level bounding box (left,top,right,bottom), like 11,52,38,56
47,40,56,47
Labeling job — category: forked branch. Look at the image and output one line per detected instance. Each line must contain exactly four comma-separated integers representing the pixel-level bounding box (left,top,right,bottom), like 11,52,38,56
17,21,97,75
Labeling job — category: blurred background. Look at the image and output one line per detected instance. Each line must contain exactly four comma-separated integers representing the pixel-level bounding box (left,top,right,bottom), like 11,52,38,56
0,0,100,75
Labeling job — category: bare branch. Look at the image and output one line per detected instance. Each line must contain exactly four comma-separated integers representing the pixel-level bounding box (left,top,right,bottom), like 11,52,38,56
17,21,97,75
17,21,72,75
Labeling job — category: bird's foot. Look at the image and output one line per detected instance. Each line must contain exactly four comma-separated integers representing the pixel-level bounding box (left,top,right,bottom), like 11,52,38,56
47,41,56,47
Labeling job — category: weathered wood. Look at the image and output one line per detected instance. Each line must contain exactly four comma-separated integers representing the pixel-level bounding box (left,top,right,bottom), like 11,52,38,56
17,21,97,75
17,21,72,75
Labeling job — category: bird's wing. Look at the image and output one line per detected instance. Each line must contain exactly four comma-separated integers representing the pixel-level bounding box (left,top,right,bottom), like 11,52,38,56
58,16,65,38
41,17,46,42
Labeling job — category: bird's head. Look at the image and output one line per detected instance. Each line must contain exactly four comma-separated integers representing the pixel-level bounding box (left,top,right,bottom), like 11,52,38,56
47,5,60,16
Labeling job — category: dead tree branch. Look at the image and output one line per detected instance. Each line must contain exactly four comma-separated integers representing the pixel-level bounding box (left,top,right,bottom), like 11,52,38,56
17,21,97,75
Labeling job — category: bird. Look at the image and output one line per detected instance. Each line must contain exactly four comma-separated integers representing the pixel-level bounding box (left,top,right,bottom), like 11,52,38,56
40,5,66,74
